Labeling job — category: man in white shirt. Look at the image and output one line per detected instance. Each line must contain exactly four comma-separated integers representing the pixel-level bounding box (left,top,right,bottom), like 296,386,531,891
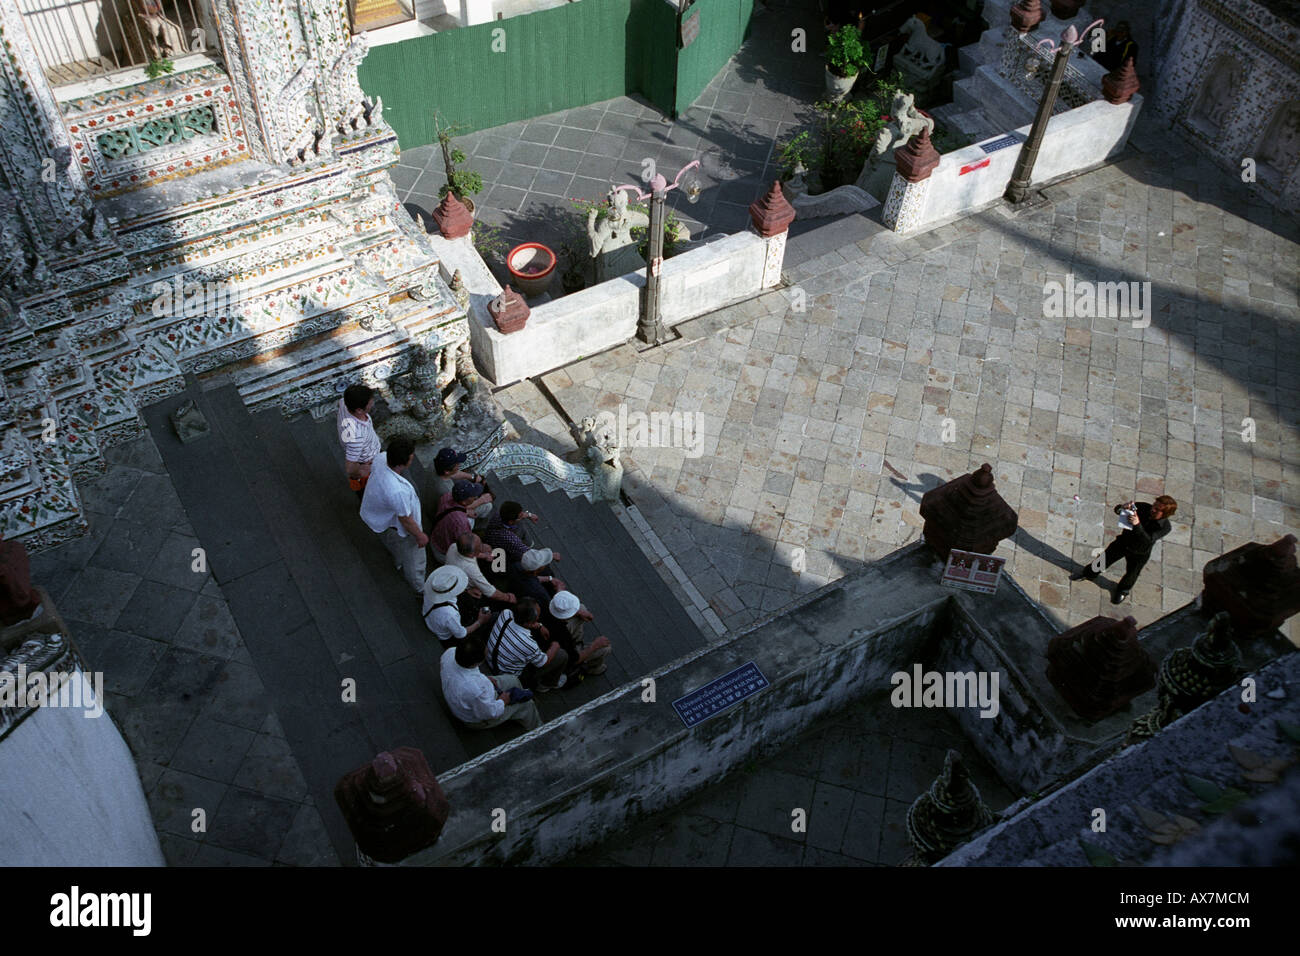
422,564,493,645
440,640,540,730
360,437,427,594
337,385,382,502
445,532,515,606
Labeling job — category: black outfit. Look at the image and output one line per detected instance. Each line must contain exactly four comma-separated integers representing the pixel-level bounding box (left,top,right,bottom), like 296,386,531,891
1084,502,1170,593
1094,33,1138,71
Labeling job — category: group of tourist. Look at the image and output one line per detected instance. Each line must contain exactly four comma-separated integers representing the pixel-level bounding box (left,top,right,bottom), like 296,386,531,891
337,385,613,732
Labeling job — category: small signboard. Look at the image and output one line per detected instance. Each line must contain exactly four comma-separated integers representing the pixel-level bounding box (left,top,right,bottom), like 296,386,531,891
872,44,889,75
679,4,700,49
941,549,1006,595
672,661,769,727
979,133,1023,154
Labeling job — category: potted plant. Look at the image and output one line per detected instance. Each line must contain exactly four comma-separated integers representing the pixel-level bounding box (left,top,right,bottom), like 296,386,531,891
824,25,870,101
506,243,557,297
434,115,484,214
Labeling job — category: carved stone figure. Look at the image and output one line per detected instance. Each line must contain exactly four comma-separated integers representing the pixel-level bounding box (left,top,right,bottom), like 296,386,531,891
895,18,947,100
1258,101,1300,178
377,346,449,444
856,92,936,198
587,188,648,282
897,16,946,72
1189,57,1243,135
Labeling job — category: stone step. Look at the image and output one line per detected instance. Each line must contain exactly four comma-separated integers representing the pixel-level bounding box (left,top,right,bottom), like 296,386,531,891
230,319,414,414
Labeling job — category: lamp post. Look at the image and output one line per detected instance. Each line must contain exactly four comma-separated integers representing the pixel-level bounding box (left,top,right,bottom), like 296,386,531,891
612,160,701,346
1004,21,1102,204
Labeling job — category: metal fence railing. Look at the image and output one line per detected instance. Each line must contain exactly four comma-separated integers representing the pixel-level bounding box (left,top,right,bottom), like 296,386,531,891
18,0,218,86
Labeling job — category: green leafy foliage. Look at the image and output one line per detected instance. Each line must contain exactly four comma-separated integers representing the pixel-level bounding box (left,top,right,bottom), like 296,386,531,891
433,114,484,200
471,221,508,265
144,58,174,79
824,25,870,78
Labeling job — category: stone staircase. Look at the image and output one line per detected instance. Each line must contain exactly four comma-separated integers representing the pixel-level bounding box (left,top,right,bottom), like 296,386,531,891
3,138,468,549
928,1,1108,150
938,651,1300,866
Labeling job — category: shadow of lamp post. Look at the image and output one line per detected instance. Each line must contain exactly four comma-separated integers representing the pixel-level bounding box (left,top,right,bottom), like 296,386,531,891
1004,20,1102,204
612,160,702,345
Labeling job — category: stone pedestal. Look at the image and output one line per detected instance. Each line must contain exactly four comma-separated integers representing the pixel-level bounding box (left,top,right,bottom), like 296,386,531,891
904,750,994,865
1202,534,1300,640
918,463,1019,561
1102,57,1141,105
334,748,450,864
432,192,473,240
1009,0,1045,33
488,285,530,334
882,128,942,235
1128,612,1243,744
1046,615,1156,721
748,182,795,289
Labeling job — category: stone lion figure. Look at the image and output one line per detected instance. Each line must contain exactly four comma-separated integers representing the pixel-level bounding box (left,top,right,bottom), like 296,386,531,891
897,16,946,72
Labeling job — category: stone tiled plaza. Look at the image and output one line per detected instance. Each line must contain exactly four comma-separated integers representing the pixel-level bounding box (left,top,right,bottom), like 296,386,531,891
4,0,1299,877
505,145,1300,639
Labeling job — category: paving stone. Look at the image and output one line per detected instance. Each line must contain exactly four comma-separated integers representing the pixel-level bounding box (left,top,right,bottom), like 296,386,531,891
58,566,141,627
276,803,340,866
173,594,244,659
114,580,198,641
169,716,256,782
207,787,299,860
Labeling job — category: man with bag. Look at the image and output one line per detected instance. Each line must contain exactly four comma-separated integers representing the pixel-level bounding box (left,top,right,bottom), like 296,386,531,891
429,479,493,566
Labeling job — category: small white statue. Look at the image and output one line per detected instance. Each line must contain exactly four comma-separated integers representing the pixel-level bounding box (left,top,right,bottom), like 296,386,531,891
897,16,947,73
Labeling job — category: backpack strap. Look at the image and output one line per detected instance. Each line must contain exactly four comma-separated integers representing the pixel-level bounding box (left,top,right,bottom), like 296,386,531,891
489,611,511,675
432,505,467,526
423,600,457,625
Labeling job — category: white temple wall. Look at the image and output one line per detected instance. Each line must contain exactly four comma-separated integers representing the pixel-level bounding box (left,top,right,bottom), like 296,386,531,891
0,668,165,866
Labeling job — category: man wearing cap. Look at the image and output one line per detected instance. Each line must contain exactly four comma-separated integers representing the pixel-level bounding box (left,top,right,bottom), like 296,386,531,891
422,564,493,645
484,597,569,692
440,639,541,731
545,590,612,678
337,385,381,501
360,438,428,594
429,479,494,566
507,548,564,608
431,447,493,523
445,533,516,606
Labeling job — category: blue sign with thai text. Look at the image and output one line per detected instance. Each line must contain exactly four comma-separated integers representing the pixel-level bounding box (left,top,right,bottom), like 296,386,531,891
672,662,769,727
979,134,1023,154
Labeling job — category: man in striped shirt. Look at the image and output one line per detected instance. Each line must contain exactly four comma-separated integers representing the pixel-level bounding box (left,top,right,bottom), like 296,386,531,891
337,385,381,502
483,597,569,692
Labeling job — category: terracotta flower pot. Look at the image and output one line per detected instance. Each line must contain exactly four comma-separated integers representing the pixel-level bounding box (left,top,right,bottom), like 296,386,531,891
506,243,557,297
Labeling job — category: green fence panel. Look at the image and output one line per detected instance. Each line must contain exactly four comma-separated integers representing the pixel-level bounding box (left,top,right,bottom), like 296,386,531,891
359,1,668,149
674,0,755,114
356,0,746,149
